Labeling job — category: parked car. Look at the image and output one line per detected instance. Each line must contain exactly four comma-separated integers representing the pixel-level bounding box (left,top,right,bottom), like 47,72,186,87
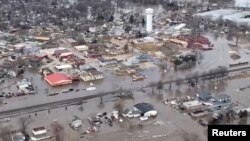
48,92,59,96
62,88,74,93
86,87,96,91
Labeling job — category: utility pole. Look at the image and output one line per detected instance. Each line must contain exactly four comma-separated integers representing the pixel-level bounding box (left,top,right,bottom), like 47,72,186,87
185,0,188,10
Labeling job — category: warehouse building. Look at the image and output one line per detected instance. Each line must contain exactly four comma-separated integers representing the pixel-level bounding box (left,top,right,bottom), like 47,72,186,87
134,103,157,117
44,73,72,86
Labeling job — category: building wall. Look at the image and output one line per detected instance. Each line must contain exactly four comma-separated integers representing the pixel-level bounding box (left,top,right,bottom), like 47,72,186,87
144,110,157,117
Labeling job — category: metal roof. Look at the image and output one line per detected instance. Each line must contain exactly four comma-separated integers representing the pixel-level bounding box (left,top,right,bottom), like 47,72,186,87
134,103,154,113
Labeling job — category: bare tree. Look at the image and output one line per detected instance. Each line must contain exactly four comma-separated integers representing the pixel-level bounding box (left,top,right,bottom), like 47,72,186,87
19,116,33,134
113,101,124,116
169,80,172,90
182,132,200,141
156,81,164,94
238,110,248,125
175,80,181,90
223,110,236,124
78,101,84,111
123,43,129,53
0,126,12,141
238,118,247,125
98,96,104,109
149,82,155,94
45,88,49,94
51,121,64,141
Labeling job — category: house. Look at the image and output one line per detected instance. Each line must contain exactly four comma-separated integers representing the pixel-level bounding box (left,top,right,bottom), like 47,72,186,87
84,51,101,58
55,64,73,71
41,68,53,76
33,36,50,42
132,73,146,81
79,69,104,82
134,103,157,117
61,38,78,47
88,70,104,80
30,126,50,141
53,48,69,58
196,92,212,102
11,132,25,141
34,52,48,61
44,73,72,86
16,79,34,94
59,52,74,59
73,59,85,67
13,43,26,50
80,72,93,82
98,58,118,67
74,45,89,52
182,100,203,111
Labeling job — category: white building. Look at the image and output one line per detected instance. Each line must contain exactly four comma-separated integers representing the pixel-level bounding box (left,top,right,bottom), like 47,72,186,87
55,64,73,71
74,45,89,52
79,70,104,82
30,126,50,141
145,8,154,33
182,100,203,111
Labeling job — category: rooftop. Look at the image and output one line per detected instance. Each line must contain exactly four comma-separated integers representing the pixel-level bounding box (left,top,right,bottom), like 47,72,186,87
134,103,155,113
98,57,118,63
196,92,212,101
88,70,103,76
33,126,46,132
44,73,72,86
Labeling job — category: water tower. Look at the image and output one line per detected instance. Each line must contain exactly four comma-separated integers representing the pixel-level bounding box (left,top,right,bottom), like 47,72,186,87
145,8,154,33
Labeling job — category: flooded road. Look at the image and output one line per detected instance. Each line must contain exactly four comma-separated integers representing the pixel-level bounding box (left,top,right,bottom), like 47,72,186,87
3,83,208,141
0,1,250,140
1,74,249,140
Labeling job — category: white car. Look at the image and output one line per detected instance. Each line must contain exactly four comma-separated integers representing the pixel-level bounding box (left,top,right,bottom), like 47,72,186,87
140,116,148,121
86,87,96,91
71,120,82,129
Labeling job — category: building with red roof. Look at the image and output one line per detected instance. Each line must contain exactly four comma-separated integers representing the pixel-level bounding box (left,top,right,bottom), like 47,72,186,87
44,73,72,86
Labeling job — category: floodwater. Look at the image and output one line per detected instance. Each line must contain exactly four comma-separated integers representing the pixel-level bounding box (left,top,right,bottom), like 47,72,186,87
0,1,250,140
0,66,161,110
3,75,250,141
1,33,250,111
3,82,206,141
